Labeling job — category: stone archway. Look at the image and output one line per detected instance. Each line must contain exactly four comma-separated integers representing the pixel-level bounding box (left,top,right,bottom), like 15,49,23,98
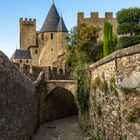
44,87,78,122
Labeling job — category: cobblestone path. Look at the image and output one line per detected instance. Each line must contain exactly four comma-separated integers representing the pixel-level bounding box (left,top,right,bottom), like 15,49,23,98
32,116,91,140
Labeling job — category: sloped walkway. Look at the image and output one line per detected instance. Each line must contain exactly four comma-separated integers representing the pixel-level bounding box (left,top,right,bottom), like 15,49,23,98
32,116,91,140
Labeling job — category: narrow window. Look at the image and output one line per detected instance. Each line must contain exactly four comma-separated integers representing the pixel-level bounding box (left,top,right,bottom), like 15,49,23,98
51,48,53,51
26,60,28,63
20,60,22,63
35,50,38,54
41,34,44,40
51,33,53,39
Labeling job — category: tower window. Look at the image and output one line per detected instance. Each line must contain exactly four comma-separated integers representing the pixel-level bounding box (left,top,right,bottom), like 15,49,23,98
51,33,53,39
26,60,28,63
51,48,53,51
41,34,44,40
35,50,38,54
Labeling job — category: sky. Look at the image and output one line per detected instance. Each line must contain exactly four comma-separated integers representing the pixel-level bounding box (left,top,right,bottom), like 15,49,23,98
0,0,139,58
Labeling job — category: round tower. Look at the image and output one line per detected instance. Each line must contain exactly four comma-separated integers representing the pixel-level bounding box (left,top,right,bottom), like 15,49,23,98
38,2,68,67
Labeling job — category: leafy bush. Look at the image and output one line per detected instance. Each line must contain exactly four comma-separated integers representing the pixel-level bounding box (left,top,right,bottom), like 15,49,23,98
116,8,140,24
118,35,140,48
65,23,103,73
116,8,140,48
117,22,140,35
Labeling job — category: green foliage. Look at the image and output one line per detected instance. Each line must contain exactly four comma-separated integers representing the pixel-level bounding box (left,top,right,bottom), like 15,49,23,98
76,70,89,114
65,23,103,73
117,35,140,48
116,8,140,24
116,8,140,48
92,76,108,93
127,108,140,123
103,21,113,56
117,22,140,35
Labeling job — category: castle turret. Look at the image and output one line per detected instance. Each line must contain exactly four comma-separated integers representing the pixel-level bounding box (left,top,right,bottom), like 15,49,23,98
20,18,36,50
38,2,68,67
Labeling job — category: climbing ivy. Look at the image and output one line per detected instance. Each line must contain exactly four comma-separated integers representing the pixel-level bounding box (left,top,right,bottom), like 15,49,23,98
76,70,89,114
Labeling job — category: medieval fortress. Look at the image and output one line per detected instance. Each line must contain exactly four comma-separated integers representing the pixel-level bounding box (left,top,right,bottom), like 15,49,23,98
11,2,68,69
1,2,139,140
10,2,117,71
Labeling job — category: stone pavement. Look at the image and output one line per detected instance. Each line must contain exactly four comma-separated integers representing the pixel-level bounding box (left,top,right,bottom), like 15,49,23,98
32,116,91,140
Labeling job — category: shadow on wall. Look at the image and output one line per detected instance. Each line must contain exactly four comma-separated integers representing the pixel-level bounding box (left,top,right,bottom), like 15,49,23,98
43,87,78,122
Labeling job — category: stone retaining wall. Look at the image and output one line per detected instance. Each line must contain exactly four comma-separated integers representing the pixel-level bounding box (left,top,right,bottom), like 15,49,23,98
0,51,38,140
79,44,140,140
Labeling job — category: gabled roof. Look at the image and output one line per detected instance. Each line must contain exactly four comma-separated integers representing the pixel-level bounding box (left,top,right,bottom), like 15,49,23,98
40,3,60,32
57,17,68,32
11,49,32,59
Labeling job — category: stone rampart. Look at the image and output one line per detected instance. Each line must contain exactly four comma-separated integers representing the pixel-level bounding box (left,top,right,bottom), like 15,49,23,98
13,64,73,81
0,51,38,139
79,44,140,140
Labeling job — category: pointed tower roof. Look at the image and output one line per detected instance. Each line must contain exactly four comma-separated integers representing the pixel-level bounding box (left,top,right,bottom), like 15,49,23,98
57,16,68,32
40,3,60,32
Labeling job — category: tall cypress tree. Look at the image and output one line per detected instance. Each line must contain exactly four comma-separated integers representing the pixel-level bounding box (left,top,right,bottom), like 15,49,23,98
104,21,113,57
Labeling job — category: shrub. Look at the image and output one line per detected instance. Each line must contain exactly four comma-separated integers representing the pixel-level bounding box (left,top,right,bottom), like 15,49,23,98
117,35,140,48
117,22,140,35
116,8,140,48
116,8,140,24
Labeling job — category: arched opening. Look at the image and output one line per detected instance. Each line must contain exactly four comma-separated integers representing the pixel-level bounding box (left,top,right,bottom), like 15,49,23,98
44,87,78,121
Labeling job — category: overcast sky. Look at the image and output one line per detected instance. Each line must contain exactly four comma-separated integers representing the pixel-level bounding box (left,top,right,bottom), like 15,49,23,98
0,0,139,58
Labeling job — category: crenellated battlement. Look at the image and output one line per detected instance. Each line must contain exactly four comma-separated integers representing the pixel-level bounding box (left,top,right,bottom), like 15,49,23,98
14,63,72,81
78,12,114,21
20,17,36,25
77,11,117,41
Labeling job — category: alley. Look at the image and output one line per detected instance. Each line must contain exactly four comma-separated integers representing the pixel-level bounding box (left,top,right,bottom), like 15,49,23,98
32,116,91,140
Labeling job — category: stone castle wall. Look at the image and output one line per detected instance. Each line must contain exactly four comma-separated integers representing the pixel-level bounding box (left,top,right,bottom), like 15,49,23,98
0,51,38,139
14,63,72,81
0,51,75,140
77,12,117,40
79,44,140,140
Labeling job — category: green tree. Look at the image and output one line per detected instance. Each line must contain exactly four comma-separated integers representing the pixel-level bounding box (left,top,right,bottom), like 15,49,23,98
103,21,113,56
116,8,140,48
65,23,103,73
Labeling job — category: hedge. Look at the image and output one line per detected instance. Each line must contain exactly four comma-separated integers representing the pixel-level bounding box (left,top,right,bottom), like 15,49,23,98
118,35,140,48
117,22,140,35
117,8,140,24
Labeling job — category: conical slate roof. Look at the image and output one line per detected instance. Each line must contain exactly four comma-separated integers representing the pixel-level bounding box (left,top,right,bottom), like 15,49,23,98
40,3,60,32
57,17,68,32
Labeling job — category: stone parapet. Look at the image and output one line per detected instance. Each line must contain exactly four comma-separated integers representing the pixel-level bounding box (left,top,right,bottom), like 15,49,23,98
79,44,140,140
